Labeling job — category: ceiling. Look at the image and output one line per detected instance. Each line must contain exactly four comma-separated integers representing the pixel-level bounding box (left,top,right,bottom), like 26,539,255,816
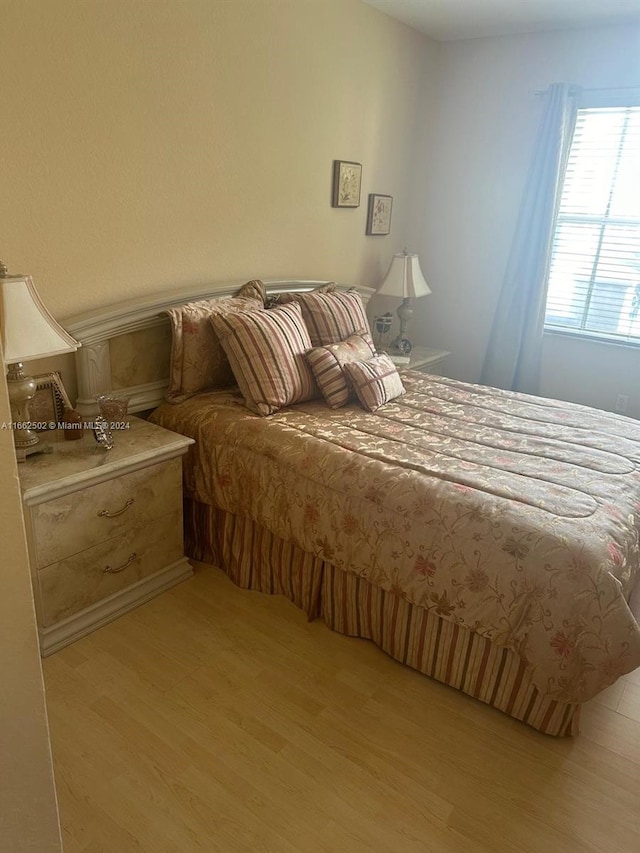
362,0,640,41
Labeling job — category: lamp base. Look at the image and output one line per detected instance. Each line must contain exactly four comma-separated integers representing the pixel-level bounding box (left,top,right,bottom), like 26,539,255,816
7,362,41,463
388,297,414,354
14,442,45,464
388,336,413,355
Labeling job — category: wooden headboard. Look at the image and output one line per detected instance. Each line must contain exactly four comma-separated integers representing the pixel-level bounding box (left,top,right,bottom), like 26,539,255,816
64,279,375,416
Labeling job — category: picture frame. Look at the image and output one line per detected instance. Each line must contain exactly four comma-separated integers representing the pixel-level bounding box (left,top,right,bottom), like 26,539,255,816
31,372,72,429
332,160,362,208
366,193,393,236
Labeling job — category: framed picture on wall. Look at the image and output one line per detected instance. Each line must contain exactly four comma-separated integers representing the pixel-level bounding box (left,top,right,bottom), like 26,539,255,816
332,160,362,207
366,193,393,235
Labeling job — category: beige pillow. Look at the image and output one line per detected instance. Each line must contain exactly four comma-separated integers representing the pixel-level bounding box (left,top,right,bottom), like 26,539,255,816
275,281,336,306
210,302,318,416
165,280,265,402
305,334,376,408
343,354,405,412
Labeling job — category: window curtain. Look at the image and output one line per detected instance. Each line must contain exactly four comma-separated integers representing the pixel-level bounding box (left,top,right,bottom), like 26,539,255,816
480,83,578,393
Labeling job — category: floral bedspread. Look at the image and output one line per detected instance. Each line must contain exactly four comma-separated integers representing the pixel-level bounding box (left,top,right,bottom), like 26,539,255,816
151,372,640,703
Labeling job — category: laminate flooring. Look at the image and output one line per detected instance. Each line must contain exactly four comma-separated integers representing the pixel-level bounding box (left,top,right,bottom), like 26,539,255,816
43,563,640,853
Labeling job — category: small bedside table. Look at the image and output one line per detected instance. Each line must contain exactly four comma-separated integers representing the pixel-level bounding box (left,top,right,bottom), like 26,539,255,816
388,346,451,374
18,416,194,656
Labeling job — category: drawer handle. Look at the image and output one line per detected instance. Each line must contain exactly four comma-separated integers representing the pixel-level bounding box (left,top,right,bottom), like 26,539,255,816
103,552,137,574
98,498,134,518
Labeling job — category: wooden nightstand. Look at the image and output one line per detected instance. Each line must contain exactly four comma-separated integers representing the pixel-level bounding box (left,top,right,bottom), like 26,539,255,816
388,346,451,374
18,416,194,656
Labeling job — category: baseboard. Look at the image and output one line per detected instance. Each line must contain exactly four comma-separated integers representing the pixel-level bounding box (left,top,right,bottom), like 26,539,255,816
39,558,194,656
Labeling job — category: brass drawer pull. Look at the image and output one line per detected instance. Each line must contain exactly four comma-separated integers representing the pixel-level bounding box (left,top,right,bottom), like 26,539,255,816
98,498,134,518
103,552,137,574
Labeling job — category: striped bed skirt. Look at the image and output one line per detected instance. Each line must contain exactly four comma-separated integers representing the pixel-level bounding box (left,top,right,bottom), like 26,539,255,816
185,497,580,737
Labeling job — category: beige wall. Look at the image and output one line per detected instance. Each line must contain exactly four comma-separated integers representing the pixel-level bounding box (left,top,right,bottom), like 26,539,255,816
0,351,62,851
414,24,640,416
1,0,435,321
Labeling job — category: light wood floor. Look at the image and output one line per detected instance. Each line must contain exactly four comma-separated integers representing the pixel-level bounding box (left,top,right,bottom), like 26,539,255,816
43,563,640,853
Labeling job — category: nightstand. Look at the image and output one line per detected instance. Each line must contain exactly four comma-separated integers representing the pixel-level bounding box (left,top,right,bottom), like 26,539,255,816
388,346,451,374
18,416,194,656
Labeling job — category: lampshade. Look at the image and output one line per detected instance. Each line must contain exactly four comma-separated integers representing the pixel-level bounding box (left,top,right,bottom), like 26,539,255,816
377,252,431,299
1,274,79,363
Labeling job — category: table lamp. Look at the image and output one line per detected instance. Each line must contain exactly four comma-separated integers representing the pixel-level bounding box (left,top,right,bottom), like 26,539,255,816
376,250,431,353
0,261,79,461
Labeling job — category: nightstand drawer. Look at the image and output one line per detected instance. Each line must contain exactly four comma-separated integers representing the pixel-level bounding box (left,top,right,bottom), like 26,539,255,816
37,510,184,626
31,457,182,568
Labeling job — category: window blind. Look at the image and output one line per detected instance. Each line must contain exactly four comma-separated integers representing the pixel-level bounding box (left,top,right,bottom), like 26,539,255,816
544,105,640,343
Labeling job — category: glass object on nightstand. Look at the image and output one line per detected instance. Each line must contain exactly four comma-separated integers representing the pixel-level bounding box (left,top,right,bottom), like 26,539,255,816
97,394,130,425
374,312,393,350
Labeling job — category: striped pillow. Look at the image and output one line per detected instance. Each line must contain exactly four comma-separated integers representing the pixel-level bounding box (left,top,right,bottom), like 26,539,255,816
294,289,371,346
210,303,318,415
343,354,406,412
305,334,376,408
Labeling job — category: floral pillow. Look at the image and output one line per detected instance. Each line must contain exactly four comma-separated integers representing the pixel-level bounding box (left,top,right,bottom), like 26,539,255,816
210,302,318,416
305,333,376,408
165,280,265,403
343,353,405,412
275,281,337,306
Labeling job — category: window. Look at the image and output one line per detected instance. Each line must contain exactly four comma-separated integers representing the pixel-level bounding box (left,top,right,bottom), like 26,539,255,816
544,102,640,344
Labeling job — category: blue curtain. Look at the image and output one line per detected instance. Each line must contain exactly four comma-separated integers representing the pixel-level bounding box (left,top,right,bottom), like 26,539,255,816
480,83,578,393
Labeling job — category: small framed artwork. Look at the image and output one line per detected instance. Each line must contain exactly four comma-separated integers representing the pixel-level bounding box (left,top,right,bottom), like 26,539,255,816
31,372,72,429
366,193,393,235
332,160,362,207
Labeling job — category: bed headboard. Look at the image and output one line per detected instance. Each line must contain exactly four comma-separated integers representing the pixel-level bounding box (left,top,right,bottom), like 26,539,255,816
64,279,375,416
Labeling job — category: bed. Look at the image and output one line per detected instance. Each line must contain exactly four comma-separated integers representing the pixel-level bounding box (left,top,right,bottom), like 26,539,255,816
67,279,640,736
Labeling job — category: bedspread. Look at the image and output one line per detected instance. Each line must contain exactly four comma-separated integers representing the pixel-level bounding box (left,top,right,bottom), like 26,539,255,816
151,372,640,704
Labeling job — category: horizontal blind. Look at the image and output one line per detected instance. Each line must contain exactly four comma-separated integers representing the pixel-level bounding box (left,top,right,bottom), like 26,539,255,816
544,105,640,343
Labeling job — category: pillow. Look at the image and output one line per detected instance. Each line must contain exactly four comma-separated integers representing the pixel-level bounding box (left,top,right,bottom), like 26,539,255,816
275,281,337,306
343,354,406,412
287,289,371,347
305,333,376,408
210,302,318,416
165,280,265,402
